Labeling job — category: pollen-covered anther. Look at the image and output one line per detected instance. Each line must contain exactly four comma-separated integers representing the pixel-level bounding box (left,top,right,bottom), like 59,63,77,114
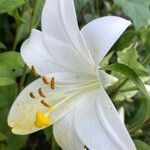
41,100,50,108
34,112,52,128
29,92,35,98
38,88,46,98
31,65,38,77
42,76,49,84
50,77,55,90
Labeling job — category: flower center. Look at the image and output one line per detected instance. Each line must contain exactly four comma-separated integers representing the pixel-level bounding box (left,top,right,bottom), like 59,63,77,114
29,68,99,128
34,78,99,128
34,112,53,128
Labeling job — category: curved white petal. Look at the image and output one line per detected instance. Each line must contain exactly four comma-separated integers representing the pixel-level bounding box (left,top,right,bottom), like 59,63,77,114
118,107,125,123
53,112,84,150
42,0,79,48
98,70,118,88
42,34,95,76
8,72,92,135
21,29,67,76
42,0,94,67
74,88,136,150
81,16,131,64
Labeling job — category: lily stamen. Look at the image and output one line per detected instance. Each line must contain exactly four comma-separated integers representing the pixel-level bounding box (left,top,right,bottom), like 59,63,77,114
42,76,49,84
41,100,51,108
38,88,46,98
31,65,38,77
50,77,55,90
29,92,35,99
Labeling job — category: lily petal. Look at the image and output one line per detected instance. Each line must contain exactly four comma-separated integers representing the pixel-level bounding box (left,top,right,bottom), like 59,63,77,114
96,88,136,149
74,88,136,150
42,0,94,67
21,29,67,76
41,34,95,75
118,107,125,123
81,16,131,64
98,70,118,88
53,112,84,150
8,72,92,135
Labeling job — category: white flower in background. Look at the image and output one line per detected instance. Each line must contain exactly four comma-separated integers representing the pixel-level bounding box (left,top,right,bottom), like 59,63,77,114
145,84,150,93
8,0,136,149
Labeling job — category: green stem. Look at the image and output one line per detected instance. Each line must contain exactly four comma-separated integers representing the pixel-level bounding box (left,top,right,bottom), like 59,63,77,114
12,1,31,51
96,0,100,15
106,77,129,96
18,1,33,91
131,130,143,138
51,136,58,150
142,53,150,66
119,86,138,92
12,28,19,51
25,1,32,30
31,0,41,28
19,65,28,92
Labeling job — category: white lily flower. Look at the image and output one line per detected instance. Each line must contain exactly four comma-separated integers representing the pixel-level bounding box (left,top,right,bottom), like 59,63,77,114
8,0,136,149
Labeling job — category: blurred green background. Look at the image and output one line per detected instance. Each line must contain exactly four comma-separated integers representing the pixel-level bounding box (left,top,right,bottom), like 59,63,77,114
0,0,150,149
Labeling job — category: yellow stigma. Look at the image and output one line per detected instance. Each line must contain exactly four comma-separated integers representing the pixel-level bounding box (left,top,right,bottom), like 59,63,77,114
34,112,52,128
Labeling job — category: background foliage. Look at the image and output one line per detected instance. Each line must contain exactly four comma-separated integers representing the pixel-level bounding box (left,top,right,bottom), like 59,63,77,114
0,0,150,149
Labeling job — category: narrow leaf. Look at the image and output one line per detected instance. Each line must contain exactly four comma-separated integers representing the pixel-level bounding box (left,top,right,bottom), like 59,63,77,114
134,140,150,150
103,63,149,98
0,0,25,14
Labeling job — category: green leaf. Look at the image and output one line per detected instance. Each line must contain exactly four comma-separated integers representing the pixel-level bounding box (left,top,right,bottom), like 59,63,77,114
117,46,149,76
0,134,27,150
0,78,15,87
0,84,17,131
0,132,7,142
113,30,135,52
0,41,6,49
0,84,27,150
51,137,61,150
8,9,24,25
0,65,14,79
143,53,150,66
75,0,90,15
44,127,53,140
128,97,150,134
31,0,45,28
0,65,16,87
0,0,25,14
100,51,114,68
0,52,24,70
0,91,8,108
103,63,149,98
134,140,150,150
13,10,30,46
114,0,150,29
